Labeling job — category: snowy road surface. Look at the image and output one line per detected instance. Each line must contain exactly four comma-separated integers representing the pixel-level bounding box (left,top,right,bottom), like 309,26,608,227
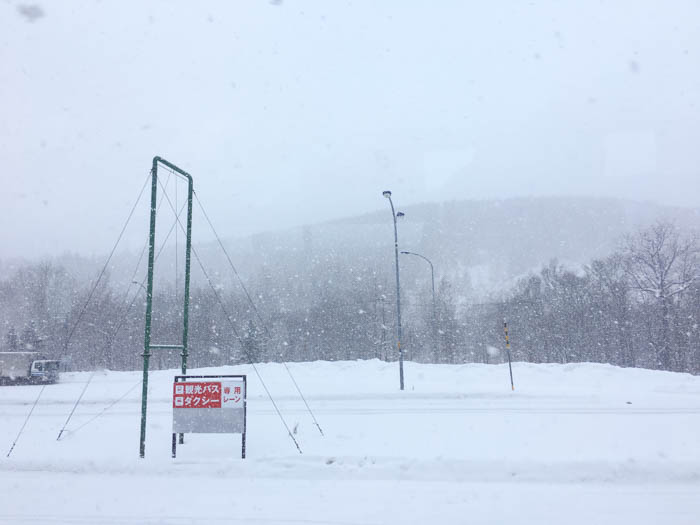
1,360,699,524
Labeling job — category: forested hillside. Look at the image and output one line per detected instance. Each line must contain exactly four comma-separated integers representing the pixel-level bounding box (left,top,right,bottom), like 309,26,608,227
1,197,698,373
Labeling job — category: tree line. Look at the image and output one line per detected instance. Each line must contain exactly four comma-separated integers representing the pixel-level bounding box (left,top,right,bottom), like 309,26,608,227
1,221,698,374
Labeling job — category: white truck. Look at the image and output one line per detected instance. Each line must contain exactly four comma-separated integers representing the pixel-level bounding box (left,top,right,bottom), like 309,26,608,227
0,352,60,384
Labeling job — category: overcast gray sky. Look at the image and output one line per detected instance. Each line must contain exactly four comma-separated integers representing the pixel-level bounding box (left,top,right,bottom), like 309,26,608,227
2,0,699,259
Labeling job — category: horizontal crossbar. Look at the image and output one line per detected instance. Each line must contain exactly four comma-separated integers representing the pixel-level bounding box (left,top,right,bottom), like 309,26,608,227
149,344,185,350
174,375,246,380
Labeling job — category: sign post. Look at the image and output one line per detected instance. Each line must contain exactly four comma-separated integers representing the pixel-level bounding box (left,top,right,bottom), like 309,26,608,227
172,375,247,458
504,321,515,391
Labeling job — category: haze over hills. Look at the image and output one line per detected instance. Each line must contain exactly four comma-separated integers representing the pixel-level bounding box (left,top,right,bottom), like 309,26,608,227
2,195,697,302
192,195,699,300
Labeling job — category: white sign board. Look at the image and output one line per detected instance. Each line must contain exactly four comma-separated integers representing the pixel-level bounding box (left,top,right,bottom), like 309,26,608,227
171,375,247,458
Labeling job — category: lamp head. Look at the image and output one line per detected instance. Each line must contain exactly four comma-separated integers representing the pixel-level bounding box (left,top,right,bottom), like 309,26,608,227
396,211,405,219
382,190,392,198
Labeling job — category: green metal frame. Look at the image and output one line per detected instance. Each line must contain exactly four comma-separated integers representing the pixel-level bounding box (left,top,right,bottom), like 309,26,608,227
139,156,194,458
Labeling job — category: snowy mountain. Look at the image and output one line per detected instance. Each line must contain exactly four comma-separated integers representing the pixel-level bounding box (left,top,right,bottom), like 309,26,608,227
197,195,699,299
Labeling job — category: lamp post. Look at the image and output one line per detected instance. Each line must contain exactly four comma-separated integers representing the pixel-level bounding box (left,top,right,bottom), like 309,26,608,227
401,251,438,362
400,251,436,321
382,190,405,390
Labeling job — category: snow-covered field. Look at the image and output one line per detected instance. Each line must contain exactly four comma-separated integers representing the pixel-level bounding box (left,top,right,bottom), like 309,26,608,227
1,360,699,524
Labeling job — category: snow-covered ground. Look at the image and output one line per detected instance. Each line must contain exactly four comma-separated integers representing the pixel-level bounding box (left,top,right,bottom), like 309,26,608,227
1,360,699,524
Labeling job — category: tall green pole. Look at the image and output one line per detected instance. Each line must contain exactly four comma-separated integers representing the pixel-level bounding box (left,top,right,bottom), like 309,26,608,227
178,165,193,446
139,157,194,458
181,174,193,375
139,158,159,458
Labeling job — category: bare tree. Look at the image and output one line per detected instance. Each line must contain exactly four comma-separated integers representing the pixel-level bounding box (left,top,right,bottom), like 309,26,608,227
587,254,634,366
624,222,699,370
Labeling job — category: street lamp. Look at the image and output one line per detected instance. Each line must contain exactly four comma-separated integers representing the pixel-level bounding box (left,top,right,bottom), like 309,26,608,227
400,251,436,318
401,251,438,361
382,190,405,390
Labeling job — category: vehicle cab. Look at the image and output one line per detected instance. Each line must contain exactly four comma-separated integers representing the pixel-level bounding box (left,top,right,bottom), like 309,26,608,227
30,360,60,383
